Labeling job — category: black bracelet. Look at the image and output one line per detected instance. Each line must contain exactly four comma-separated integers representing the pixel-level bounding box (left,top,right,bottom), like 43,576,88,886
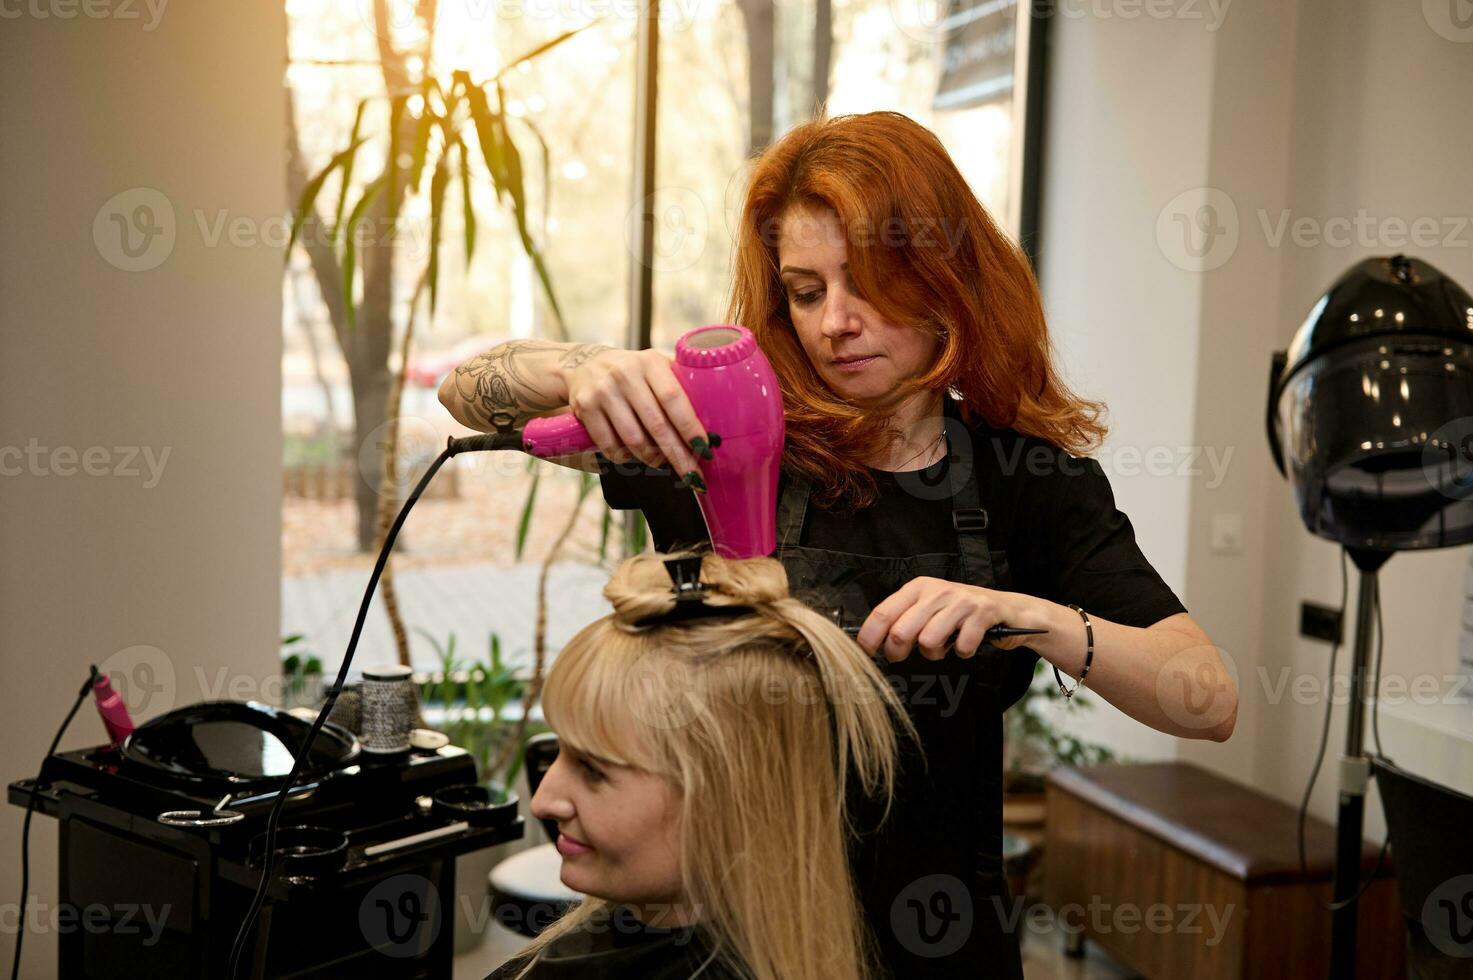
1053,604,1094,701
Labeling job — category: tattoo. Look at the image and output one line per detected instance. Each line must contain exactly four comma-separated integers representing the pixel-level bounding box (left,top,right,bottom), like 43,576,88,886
558,343,612,372
448,339,572,432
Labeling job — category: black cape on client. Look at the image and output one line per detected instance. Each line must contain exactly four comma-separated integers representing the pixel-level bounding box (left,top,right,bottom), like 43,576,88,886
484,904,745,980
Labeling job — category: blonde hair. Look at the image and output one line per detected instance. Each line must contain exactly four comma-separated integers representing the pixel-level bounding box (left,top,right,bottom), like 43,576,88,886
506,549,920,980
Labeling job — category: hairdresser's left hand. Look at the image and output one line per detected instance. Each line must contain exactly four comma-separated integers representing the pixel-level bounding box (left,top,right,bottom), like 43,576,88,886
856,577,1050,662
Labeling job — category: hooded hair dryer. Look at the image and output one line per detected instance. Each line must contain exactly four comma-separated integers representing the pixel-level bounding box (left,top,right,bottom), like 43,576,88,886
512,324,785,558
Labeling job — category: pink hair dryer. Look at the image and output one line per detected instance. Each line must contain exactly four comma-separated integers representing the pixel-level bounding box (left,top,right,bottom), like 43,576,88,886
522,324,786,558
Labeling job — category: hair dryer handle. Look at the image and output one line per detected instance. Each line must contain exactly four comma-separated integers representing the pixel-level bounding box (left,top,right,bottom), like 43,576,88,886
522,413,596,458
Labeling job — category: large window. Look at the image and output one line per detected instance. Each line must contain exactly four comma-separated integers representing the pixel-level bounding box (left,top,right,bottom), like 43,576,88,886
280,0,1040,675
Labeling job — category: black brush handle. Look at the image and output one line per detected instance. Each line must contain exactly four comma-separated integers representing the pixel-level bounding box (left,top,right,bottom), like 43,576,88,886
840,624,1048,640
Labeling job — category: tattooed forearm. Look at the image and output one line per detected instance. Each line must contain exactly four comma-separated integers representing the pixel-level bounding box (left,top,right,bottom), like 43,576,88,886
439,340,612,433
558,343,612,373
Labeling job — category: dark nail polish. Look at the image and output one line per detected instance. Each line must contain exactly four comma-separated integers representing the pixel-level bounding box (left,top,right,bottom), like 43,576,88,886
683,471,707,494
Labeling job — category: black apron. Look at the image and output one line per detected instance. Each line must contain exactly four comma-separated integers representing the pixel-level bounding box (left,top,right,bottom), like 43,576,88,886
770,400,1025,980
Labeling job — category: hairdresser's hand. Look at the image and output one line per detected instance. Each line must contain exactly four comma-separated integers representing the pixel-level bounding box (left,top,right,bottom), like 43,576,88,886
856,577,1046,662
558,346,708,480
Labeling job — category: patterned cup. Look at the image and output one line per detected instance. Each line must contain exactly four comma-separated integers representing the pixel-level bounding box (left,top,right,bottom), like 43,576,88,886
360,665,415,754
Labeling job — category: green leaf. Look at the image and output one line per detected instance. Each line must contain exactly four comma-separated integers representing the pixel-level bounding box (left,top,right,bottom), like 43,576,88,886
497,113,567,335
427,151,450,314
491,24,593,81
598,506,612,563
514,467,541,561
387,94,407,225
511,114,553,231
287,135,372,258
625,511,648,556
408,90,436,194
465,85,509,208
341,174,388,333
457,137,477,264
332,98,370,243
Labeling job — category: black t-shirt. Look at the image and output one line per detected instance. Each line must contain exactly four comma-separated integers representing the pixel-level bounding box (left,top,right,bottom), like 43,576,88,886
484,904,743,980
596,420,1187,635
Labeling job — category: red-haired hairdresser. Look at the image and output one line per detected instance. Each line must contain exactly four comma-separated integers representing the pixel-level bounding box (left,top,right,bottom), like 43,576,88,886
442,110,1237,979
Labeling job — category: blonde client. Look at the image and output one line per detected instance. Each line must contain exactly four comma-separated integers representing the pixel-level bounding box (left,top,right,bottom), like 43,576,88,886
487,550,918,980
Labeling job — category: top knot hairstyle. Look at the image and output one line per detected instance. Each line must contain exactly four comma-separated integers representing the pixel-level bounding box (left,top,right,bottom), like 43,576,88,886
509,549,920,980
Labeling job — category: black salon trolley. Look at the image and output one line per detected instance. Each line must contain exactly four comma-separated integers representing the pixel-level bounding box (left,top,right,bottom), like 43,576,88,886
9,700,524,979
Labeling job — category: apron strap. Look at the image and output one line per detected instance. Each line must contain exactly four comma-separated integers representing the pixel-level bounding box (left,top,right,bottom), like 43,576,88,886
773,398,996,584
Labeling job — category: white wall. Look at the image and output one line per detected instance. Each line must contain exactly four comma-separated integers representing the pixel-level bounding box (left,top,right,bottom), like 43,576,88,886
1036,0,1220,765
0,5,286,975
1038,0,1473,840
1253,0,1473,834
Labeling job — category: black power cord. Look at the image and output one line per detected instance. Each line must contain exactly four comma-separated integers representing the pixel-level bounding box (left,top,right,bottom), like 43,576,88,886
1294,546,1393,911
10,664,99,980
1298,547,1349,881
228,432,512,979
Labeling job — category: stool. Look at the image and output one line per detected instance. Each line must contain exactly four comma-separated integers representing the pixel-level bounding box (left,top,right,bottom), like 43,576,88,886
1045,762,1405,979
488,843,583,939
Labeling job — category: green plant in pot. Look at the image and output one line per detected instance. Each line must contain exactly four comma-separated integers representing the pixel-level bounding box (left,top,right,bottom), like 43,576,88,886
1003,658,1122,796
280,633,324,710
416,628,549,807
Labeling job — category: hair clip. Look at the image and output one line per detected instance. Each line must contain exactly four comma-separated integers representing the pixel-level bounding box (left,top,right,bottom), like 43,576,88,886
632,555,754,628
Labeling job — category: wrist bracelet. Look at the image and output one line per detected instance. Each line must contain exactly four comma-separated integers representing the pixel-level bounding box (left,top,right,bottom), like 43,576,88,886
1053,604,1094,701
